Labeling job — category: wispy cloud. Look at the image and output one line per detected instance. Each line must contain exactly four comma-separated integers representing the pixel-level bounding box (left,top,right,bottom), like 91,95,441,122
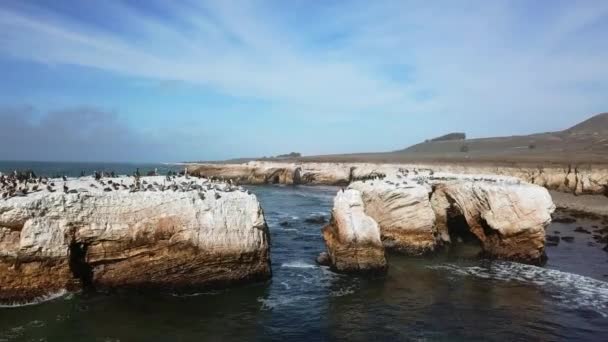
0,0,607,159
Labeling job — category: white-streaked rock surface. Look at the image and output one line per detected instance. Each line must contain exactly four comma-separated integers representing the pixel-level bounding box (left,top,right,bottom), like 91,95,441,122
322,190,387,273
349,180,437,254
0,175,270,303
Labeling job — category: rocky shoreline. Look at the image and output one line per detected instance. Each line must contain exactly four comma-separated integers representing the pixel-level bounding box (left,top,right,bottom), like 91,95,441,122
0,174,271,304
187,161,608,196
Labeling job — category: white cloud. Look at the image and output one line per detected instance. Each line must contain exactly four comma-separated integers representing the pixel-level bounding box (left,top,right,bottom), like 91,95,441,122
0,0,606,138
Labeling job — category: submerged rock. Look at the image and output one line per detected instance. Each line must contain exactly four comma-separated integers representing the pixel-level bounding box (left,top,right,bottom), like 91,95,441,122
315,252,330,266
304,215,327,224
322,190,387,273
0,176,271,303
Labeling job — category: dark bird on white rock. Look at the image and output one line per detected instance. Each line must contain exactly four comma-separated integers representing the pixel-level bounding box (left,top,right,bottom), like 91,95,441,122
62,175,68,182
63,184,69,193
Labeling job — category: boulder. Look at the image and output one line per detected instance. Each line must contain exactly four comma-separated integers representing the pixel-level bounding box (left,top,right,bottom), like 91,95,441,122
0,176,271,304
322,190,387,273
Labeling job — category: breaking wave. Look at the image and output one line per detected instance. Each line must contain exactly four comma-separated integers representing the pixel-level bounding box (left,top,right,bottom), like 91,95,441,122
0,289,68,309
281,261,318,269
429,261,608,317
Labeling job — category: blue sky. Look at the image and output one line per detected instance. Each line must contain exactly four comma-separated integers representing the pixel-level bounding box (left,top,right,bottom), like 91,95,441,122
0,0,607,162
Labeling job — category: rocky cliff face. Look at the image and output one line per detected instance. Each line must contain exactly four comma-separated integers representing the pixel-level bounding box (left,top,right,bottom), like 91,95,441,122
187,161,608,196
323,172,555,271
0,176,271,304
322,190,387,273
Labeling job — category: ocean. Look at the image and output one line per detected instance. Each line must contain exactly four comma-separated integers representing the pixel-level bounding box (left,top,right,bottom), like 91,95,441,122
0,162,607,341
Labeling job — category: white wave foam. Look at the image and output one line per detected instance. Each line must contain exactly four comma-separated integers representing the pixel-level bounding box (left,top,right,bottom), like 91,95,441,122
0,289,68,309
330,287,356,297
257,295,312,311
429,262,608,317
281,261,318,269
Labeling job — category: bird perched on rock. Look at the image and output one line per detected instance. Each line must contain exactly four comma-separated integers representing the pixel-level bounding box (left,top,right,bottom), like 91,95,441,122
63,184,69,193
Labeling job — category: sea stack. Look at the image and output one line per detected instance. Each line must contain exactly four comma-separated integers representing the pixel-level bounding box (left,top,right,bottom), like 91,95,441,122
322,189,387,273
0,176,271,304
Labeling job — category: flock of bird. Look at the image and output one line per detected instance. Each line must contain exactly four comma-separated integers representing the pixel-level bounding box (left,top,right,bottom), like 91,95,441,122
0,168,250,201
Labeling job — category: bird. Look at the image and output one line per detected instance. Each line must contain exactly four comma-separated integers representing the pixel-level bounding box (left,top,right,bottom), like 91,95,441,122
63,184,69,193
62,175,68,182
215,192,221,199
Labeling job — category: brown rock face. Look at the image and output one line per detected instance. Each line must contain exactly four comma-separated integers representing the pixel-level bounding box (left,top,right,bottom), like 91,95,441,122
0,258,74,303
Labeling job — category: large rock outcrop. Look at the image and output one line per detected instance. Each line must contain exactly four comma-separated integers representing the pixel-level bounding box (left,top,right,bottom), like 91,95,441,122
323,172,555,270
322,190,387,273
0,176,271,304
429,177,555,263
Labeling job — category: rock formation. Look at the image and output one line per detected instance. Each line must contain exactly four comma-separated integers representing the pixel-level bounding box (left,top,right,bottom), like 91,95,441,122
322,190,387,273
0,176,271,304
187,161,608,196
429,177,555,263
323,172,555,270
348,181,437,254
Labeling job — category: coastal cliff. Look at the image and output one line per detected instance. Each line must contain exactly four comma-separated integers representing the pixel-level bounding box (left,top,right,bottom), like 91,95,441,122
322,172,555,271
0,175,271,304
187,161,608,196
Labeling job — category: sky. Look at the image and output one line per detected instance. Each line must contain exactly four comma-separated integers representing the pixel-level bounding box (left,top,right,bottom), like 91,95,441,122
0,0,607,162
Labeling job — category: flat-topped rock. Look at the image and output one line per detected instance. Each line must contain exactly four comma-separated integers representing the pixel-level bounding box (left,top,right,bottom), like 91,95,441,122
0,175,271,304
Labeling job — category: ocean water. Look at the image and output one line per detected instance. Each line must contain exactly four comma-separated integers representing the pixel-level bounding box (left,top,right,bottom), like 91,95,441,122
1,163,607,341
